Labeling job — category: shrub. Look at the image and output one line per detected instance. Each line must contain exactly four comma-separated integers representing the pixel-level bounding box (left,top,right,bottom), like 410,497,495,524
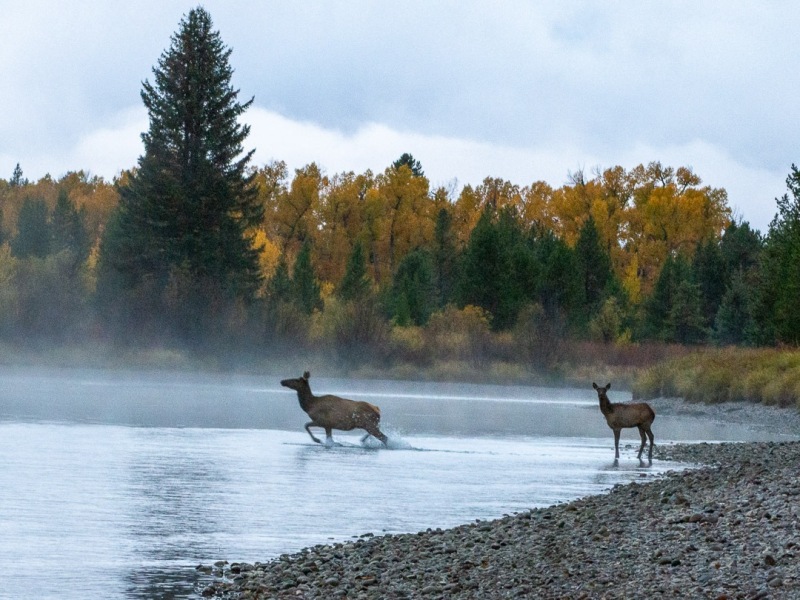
424,304,491,365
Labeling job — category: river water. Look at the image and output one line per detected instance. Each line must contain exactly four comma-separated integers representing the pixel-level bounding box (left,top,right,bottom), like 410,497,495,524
0,366,795,599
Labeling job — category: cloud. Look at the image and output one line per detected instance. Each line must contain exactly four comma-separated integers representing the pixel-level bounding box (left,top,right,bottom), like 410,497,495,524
0,1,796,235
1,103,783,234
0,107,147,182
247,107,784,232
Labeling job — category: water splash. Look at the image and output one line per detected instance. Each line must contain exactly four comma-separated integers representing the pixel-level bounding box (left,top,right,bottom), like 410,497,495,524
361,426,413,450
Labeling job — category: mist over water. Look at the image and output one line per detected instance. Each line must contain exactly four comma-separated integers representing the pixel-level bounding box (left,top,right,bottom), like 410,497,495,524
0,366,795,599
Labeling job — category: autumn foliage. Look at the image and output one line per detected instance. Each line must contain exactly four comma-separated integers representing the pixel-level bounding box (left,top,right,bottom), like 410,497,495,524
2,7,796,379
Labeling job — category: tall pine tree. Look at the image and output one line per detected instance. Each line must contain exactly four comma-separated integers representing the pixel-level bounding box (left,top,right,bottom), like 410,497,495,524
755,164,800,344
98,7,263,337
574,215,614,321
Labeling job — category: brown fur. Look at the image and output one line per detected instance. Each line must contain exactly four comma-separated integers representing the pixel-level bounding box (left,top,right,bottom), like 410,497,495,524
593,382,655,462
281,371,388,446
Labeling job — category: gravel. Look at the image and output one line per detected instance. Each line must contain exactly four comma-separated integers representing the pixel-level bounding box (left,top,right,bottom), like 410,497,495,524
197,399,800,599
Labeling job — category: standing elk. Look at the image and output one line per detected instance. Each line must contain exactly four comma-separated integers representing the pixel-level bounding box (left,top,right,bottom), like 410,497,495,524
281,371,389,447
593,382,655,463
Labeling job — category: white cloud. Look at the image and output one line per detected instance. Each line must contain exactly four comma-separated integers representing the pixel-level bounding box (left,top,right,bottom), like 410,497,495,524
68,108,148,180
1,104,782,234
248,108,784,233
0,1,796,235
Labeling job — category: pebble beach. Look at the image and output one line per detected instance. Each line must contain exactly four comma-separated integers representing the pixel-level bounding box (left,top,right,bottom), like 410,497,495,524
198,398,800,599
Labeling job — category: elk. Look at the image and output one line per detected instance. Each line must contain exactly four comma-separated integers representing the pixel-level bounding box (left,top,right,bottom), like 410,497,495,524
593,382,655,463
281,371,389,447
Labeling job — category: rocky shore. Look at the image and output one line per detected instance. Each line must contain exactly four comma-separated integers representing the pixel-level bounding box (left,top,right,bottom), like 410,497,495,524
198,401,800,599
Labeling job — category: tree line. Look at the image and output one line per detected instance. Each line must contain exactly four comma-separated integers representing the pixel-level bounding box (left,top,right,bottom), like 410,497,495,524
0,7,797,367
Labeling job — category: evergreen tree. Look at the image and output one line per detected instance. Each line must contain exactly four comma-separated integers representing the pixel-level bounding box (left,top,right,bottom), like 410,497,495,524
668,279,707,344
98,7,262,334
266,257,292,304
691,238,727,329
392,153,424,177
755,164,800,344
292,241,321,315
338,240,371,301
574,216,613,319
51,189,91,270
432,207,458,308
11,198,50,259
10,163,26,187
532,227,580,321
390,249,435,326
720,220,762,275
714,270,757,345
643,254,693,341
457,207,513,329
457,206,542,330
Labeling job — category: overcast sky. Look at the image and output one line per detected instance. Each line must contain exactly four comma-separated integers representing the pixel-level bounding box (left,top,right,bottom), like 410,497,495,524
1,2,797,233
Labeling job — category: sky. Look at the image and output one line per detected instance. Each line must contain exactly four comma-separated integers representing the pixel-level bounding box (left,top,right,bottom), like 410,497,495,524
1,2,798,234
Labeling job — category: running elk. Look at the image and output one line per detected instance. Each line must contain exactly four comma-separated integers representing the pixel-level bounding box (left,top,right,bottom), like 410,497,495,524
281,371,389,447
593,382,655,463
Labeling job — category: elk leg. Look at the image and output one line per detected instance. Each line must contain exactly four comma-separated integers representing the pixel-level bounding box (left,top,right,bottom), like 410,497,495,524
613,429,621,459
305,422,323,444
363,424,388,447
324,427,335,447
646,427,655,461
637,425,647,459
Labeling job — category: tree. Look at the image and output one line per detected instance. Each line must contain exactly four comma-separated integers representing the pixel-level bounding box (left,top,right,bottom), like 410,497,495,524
714,270,757,345
370,164,431,281
754,164,800,344
457,206,535,330
10,163,27,187
11,198,50,259
266,256,292,305
574,215,614,319
292,241,321,315
668,279,707,344
691,238,727,329
532,228,580,321
338,240,372,301
51,189,91,270
432,207,458,307
98,7,262,338
271,163,324,258
392,153,424,177
720,220,762,275
390,249,435,326
642,251,707,343
643,254,692,341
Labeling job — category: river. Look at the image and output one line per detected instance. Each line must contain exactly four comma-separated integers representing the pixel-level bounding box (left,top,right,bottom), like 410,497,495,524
0,366,794,599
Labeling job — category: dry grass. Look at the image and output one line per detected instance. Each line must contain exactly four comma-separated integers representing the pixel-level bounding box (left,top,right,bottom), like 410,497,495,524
632,347,800,409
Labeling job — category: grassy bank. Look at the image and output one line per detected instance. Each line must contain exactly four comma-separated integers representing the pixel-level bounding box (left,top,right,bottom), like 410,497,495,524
632,346,800,408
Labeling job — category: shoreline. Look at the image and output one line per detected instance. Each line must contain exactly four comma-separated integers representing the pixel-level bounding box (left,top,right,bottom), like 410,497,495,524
198,400,800,599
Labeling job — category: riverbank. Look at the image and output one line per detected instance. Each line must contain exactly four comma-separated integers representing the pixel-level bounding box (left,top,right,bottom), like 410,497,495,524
197,399,800,599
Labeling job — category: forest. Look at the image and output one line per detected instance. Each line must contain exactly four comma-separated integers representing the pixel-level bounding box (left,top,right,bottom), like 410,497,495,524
1,7,798,380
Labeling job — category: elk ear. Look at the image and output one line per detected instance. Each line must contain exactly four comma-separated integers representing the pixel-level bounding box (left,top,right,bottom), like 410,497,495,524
606,383,611,389
592,382,599,390
303,371,310,380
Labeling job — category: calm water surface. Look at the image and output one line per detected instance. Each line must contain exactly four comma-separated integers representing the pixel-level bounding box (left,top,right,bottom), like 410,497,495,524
0,366,795,600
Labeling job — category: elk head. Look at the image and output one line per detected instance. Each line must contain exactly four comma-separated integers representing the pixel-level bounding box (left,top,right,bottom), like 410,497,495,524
281,371,311,392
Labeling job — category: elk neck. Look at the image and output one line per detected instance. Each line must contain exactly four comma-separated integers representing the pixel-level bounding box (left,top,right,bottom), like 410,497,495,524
598,391,614,416
295,383,318,413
